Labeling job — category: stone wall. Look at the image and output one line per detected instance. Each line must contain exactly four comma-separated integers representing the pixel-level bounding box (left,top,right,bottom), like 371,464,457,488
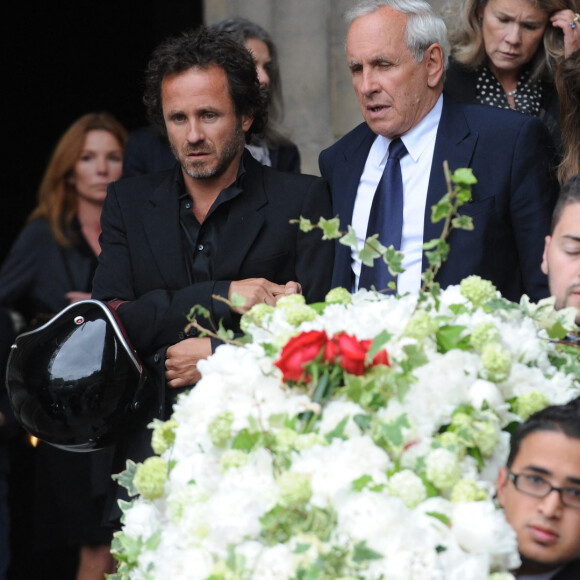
204,0,450,175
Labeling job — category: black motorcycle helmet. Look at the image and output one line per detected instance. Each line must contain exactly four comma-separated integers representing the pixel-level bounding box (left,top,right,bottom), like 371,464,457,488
5,299,154,451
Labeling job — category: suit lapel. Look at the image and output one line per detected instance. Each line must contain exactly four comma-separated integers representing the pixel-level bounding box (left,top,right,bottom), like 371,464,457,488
422,97,478,267
335,124,377,228
214,154,266,278
143,169,191,288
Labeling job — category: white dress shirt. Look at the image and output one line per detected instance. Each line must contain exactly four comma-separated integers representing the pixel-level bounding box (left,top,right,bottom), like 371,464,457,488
351,94,443,294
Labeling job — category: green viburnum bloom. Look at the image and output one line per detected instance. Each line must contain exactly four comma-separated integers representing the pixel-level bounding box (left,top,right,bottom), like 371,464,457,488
277,294,307,308
470,321,501,352
273,428,298,453
460,276,497,307
134,456,167,500
150,419,178,455
388,470,428,508
515,390,551,421
221,449,248,472
277,471,312,507
240,303,275,333
426,448,461,491
325,287,352,305
275,294,318,325
481,343,512,382
435,431,467,459
450,478,488,503
489,573,516,580
471,419,500,457
208,411,234,448
284,303,318,326
404,310,439,340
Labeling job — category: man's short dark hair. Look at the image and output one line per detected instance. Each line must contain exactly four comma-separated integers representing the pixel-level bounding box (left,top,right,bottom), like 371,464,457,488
550,173,580,233
506,398,580,469
143,26,268,142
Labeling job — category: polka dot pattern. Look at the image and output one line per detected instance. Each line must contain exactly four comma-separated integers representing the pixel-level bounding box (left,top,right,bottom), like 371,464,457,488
475,66,542,117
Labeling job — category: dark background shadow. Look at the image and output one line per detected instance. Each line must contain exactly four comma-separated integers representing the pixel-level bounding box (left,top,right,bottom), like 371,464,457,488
2,3,202,578
2,1,203,266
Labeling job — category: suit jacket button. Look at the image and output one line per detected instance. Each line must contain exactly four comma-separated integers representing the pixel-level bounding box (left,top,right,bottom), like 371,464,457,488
153,353,160,363
178,332,185,339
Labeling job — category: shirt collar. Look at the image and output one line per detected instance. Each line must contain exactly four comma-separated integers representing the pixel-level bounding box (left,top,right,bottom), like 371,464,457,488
177,152,247,203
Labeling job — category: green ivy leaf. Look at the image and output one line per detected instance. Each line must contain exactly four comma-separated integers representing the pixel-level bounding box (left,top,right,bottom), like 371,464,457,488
431,194,452,223
436,325,470,353
319,216,342,240
229,292,247,308
293,216,315,232
325,415,349,442
339,225,359,249
112,460,139,497
451,214,474,231
232,429,261,451
351,474,374,492
426,511,451,526
400,344,429,373
451,167,478,185
384,246,405,275
186,304,210,321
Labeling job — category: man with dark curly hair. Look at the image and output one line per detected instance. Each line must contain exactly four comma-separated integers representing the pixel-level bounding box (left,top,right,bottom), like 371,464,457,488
92,27,333,519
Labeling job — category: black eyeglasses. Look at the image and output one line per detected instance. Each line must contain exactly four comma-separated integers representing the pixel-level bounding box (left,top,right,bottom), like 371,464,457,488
509,472,580,509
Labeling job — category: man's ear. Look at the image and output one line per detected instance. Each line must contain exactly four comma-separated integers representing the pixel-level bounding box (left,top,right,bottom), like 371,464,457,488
241,115,254,133
424,44,445,88
496,466,509,508
541,235,551,276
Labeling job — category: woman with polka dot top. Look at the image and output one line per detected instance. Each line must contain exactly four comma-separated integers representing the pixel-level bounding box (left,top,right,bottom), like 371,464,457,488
444,0,580,156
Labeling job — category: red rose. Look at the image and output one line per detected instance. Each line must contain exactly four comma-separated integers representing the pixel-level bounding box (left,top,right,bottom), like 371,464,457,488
336,333,368,376
323,337,340,363
274,330,328,382
360,339,390,367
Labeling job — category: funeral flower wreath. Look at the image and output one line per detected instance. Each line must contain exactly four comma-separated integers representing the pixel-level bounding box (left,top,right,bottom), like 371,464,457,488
109,169,580,580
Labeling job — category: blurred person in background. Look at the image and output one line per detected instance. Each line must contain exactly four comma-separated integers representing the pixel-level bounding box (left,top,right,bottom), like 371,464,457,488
0,111,127,579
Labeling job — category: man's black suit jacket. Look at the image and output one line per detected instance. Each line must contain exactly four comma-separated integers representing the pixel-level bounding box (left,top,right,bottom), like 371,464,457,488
319,95,559,303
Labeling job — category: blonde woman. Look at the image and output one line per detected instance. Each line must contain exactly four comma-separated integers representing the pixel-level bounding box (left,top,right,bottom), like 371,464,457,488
444,0,580,152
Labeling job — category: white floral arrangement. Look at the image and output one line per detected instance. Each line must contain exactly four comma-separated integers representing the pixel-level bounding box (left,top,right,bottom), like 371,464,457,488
110,277,580,580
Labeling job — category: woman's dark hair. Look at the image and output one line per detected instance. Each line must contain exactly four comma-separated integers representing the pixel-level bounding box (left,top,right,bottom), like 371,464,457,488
143,26,268,142
506,398,580,468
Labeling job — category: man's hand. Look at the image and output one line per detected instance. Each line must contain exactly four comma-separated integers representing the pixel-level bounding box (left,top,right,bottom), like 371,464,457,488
229,278,302,312
165,337,212,388
66,291,92,304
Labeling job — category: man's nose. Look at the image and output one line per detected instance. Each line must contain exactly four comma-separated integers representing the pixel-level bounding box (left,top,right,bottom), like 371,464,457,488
359,69,379,96
187,120,204,143
539,488,565,518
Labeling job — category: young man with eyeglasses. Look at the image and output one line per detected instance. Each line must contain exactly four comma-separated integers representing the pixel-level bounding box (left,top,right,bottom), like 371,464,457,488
496,400,580,579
